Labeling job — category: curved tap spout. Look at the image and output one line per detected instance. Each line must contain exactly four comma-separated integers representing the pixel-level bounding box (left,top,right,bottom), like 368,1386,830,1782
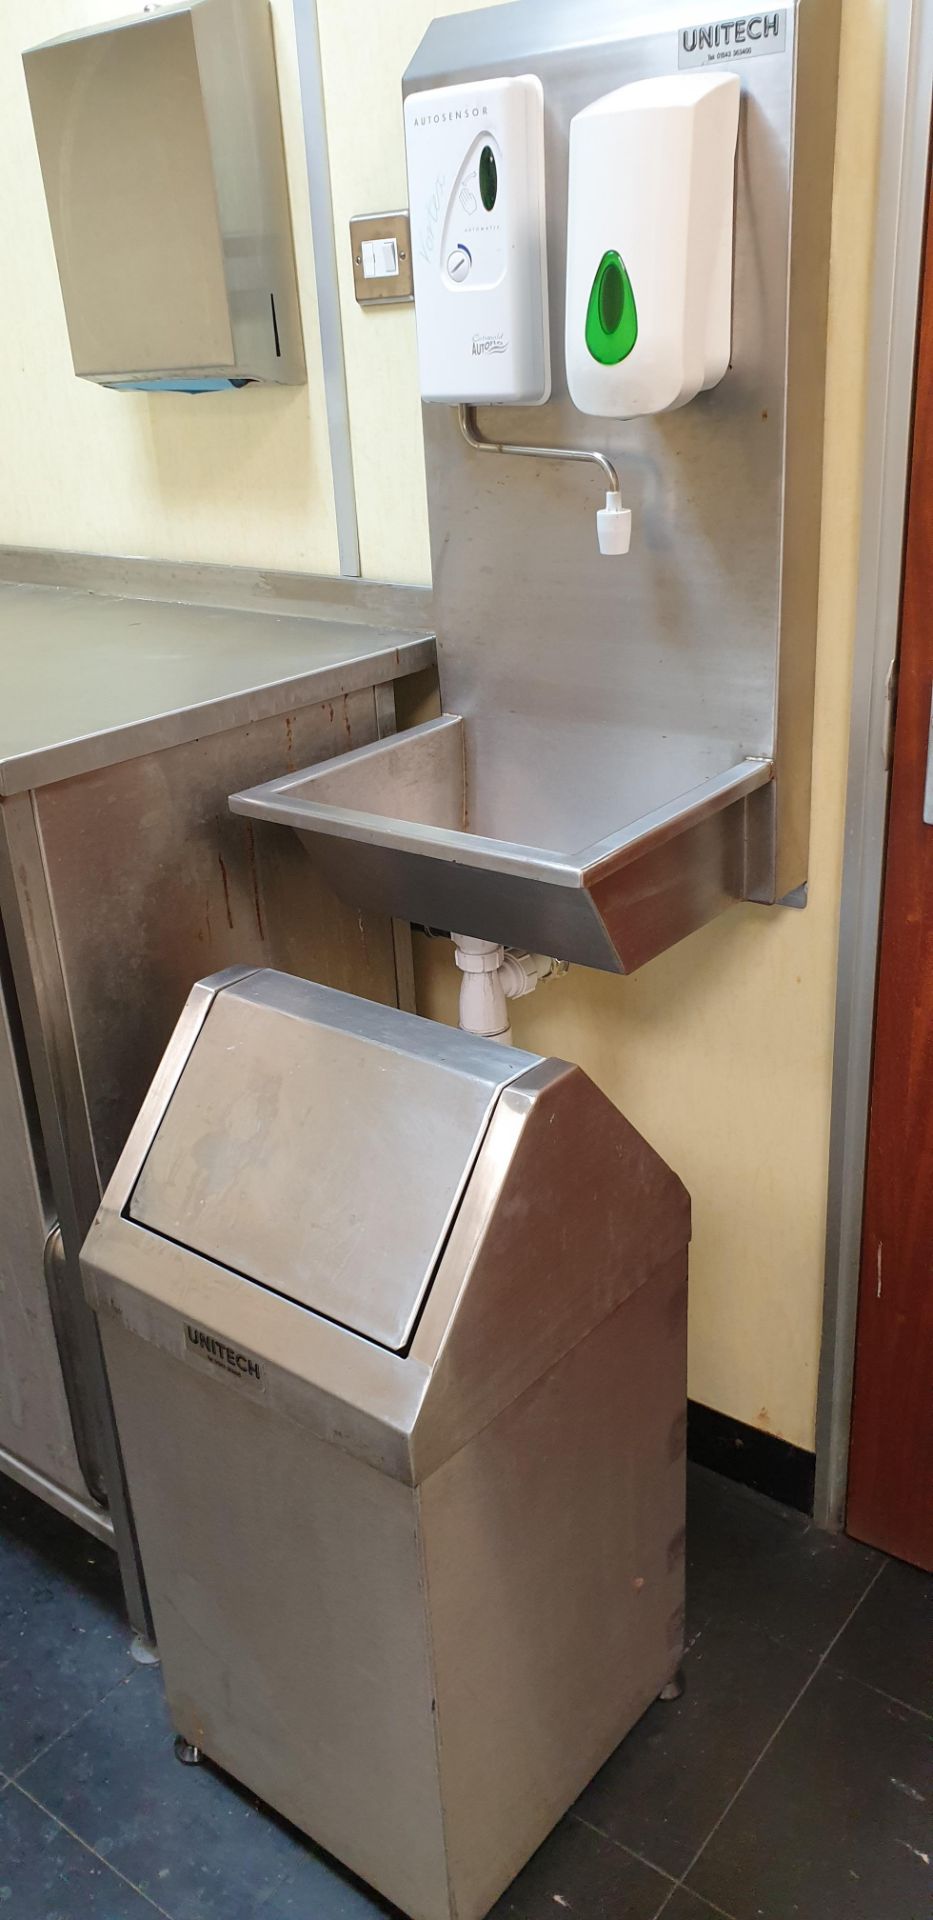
457,405,631,556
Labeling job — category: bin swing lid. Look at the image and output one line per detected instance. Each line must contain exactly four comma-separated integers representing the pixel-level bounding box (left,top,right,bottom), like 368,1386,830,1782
128,971,536,1353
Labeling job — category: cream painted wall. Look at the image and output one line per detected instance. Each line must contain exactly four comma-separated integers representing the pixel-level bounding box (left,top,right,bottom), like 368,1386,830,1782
0,0,883,1450
314,0,482,584
0,0,339,570
316,0,884,1452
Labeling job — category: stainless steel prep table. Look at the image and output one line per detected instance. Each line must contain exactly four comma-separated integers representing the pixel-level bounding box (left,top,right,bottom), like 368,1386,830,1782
0,562,435,1630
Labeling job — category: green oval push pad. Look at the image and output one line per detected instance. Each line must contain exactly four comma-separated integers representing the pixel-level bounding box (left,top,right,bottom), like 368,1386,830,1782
585,250,638,365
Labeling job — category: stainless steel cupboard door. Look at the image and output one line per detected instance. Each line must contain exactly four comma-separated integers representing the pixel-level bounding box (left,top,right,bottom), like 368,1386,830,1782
0,928,93,1512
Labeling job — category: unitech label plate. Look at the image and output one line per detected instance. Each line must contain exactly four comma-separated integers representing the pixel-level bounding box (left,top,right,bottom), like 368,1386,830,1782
181,1320,266,1396
678,13,787,66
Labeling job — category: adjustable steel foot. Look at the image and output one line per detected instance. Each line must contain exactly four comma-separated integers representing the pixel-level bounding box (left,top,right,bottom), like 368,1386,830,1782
130,1634,160,1668
174,1735,202,1766
658,1669,685,1702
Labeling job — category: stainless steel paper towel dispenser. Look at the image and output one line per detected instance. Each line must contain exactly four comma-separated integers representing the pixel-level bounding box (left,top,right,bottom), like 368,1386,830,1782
83,965,691,1920
23,0,305,389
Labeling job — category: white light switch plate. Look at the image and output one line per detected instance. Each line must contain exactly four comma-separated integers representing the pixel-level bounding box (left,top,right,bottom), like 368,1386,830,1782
350,212,413,305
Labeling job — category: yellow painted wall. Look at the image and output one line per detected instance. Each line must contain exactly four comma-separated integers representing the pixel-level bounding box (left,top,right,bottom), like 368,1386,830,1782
0,0,884,1449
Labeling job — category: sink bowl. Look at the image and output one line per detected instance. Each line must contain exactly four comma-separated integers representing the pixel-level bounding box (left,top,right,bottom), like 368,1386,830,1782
230,715,772,973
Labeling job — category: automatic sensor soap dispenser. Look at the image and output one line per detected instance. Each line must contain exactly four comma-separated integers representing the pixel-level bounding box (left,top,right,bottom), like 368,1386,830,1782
566,73,741,419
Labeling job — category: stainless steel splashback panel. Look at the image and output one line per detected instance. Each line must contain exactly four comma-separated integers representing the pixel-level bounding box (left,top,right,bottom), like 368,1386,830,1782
406,0,840,908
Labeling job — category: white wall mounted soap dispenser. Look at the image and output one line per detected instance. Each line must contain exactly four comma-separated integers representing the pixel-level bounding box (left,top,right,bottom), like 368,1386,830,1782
404,75,550,405
565,73,741,420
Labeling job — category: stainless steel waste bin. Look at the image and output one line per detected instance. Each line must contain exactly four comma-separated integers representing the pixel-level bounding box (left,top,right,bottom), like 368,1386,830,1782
82,965,690,1920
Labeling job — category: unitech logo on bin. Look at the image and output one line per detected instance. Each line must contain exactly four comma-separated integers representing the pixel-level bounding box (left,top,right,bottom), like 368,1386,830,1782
183,1322,264,1389
679,13,787,67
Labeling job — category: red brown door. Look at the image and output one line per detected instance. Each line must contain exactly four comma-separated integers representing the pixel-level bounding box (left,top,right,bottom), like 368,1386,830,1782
846,189,933,1573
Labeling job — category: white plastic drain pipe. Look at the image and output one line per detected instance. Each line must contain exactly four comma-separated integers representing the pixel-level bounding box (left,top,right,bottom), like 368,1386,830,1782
452,934,567,1044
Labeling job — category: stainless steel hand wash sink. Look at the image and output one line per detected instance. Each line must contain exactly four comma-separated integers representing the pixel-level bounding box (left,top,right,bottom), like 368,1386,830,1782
230,714,772,972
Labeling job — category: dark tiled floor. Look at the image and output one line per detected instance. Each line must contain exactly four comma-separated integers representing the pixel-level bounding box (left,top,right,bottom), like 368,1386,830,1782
0,1465,930,1920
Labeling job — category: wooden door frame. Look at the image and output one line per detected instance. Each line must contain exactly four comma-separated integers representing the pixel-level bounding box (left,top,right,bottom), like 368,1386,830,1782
814,0,933,1530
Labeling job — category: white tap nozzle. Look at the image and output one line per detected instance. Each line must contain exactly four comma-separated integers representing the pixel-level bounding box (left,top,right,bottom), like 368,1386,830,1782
597,490,632,556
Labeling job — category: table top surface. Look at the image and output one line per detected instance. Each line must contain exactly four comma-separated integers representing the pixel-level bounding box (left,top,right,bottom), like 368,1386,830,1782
0,582,435,795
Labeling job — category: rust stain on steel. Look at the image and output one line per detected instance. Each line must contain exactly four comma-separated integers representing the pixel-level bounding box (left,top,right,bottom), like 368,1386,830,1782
342,695,352,742
217,854,235,932
284,714,295,771
244,824,265,942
